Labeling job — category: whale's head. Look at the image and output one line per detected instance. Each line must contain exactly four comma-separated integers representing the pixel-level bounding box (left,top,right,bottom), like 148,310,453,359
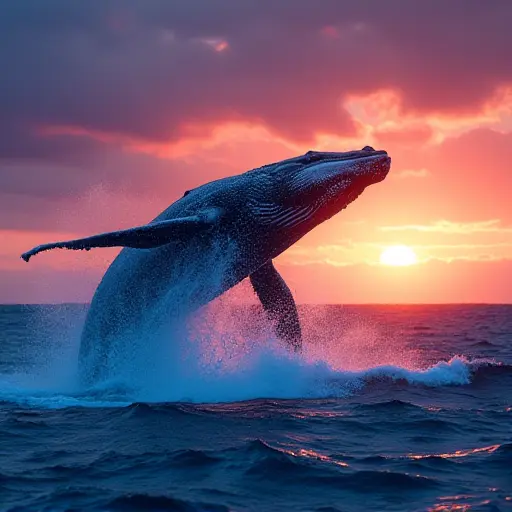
250,146,391,235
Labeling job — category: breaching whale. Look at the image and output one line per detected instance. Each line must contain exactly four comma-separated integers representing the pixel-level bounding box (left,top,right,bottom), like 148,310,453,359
22,147,391,383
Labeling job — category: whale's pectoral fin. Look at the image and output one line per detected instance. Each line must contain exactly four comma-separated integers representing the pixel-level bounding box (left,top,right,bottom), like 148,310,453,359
21,207,224,262
250,261,302,353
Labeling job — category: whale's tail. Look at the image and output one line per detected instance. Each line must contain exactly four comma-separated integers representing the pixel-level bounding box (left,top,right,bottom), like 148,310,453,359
21,208,224,262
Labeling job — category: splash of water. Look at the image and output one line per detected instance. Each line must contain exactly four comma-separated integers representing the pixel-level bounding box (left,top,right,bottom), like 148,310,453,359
0,290,494,409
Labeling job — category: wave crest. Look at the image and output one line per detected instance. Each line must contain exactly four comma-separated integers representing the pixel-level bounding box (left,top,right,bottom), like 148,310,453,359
0,351,502,408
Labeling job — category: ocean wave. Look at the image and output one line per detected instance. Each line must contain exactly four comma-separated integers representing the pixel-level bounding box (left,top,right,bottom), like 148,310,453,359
470,361,512,381
104,494,231,512
14,491,232,512
486,442,512,468
170,449,222,467
354,399,422,411
240,440,440,491
0,352,506,408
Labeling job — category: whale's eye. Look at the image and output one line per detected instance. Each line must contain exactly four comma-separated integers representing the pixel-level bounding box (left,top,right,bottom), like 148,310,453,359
362,146,375,152
183,190,191,197
304,151,322,162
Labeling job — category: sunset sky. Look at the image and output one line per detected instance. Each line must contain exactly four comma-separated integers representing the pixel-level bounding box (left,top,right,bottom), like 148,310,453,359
1,1,511,304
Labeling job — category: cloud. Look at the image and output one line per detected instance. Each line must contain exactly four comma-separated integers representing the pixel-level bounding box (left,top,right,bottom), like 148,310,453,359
413,243,512,263
375,126,434,147
346,88,512,148
1,2,511,230
278,240,512,267
1,0,511,161
379,219,512,234
391,169,430,179
276,259,512,304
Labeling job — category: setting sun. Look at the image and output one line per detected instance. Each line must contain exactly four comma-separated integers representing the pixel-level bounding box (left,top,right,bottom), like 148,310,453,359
379,245,418,266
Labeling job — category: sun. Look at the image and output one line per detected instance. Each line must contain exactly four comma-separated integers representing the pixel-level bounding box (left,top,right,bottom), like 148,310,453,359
379,245,418,266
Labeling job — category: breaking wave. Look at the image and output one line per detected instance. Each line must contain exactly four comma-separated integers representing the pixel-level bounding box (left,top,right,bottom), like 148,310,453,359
0,296,506,409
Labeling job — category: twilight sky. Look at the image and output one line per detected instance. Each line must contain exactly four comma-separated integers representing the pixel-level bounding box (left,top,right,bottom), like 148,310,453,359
1,0,511,304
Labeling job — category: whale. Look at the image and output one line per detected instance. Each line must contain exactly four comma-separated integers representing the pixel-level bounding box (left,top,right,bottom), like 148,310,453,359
22,147,391,383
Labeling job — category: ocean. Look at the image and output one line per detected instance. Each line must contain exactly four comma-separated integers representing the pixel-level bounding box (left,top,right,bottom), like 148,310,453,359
0,302,511,511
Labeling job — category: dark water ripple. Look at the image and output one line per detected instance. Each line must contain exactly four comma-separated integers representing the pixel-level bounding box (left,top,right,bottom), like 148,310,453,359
1,304,511,511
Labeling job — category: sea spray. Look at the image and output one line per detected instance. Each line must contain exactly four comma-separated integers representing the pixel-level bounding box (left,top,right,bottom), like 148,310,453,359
0,299,497,408
77,236,241,385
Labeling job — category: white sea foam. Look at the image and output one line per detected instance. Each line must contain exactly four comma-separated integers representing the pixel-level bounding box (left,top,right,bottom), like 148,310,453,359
0,320,488,409
0,290,500,408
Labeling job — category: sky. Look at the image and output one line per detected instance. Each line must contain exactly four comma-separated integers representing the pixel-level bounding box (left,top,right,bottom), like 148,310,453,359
1,0,511,304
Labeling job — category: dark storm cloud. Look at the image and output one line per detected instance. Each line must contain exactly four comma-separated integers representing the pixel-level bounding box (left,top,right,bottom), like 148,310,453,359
1,0,510,145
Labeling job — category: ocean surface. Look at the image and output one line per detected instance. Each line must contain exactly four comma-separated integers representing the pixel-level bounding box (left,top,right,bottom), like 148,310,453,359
0,302,511,511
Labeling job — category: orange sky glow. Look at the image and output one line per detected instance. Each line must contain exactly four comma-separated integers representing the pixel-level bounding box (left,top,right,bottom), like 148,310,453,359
1,3,511,304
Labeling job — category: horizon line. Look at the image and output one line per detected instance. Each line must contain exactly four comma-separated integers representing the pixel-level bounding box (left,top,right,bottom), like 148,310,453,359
1,302,511,307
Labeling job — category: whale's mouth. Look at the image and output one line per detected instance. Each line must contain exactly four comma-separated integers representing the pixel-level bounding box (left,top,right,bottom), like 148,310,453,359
334,153,391,209
368,154,392,183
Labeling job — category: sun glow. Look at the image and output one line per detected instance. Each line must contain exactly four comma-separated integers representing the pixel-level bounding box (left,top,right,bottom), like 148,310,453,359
379,245,418,266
